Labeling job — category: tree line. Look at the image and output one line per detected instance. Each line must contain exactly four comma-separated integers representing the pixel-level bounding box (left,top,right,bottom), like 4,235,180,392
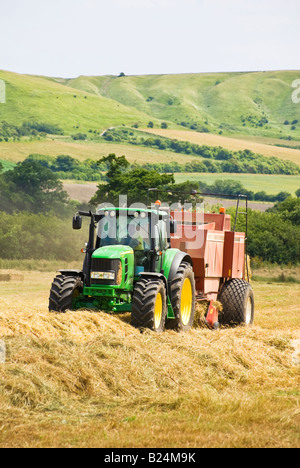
5,154,296,203
0,155,299,264
0,121,64,141
103,128,300,175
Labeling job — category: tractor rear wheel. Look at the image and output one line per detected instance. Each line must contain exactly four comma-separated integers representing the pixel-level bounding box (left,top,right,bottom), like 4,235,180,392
218,279,254,327
131,278,167,333
166,262,196,332
49,274,83,312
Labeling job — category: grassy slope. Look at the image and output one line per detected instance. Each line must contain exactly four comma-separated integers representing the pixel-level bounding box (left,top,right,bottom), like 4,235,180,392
2,69,300,140
0,70,155,133
0,271,299,448
67,71,300,139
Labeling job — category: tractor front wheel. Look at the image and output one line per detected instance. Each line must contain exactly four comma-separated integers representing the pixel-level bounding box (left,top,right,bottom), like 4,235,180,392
131,278,167,333
166,262,196,332
49,274,83,312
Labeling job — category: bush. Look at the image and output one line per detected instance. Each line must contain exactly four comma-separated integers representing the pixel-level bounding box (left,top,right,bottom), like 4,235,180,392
230,207,300,264
0,120,64,139
0,212,85,261
71,133,87,141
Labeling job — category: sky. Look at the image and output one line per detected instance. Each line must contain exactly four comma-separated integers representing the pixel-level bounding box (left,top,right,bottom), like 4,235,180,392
0,0,299,78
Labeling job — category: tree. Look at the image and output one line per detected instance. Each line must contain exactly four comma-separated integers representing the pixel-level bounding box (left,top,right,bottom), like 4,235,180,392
231,207,300,264
268,197,300,225
90,154,174,206
54,155,79,172
296,188,300,198
0,160,70,214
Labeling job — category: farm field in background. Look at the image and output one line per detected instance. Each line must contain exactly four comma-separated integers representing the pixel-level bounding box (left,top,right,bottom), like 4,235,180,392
143,129,300,165
174,173,300,196
1,130,300,166
0,270,299,448
0,138,203,165
61,171,300,206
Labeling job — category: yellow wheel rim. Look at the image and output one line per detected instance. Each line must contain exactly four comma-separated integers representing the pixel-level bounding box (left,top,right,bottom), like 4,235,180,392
154,292,163,330
181,278,193,326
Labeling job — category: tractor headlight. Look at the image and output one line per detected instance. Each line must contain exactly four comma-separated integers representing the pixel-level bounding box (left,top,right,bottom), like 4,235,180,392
91,271,116,280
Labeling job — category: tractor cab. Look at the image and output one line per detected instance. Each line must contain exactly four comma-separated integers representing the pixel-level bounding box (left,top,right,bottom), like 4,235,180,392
94,207,170,273
75,207,172,282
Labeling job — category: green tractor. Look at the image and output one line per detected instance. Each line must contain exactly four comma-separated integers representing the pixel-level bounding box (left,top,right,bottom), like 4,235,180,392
49,206,196,333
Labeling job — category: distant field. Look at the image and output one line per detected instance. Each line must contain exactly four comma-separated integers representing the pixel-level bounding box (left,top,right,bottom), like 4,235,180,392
143,128,300,165
174,173,300,196
0,138,201,165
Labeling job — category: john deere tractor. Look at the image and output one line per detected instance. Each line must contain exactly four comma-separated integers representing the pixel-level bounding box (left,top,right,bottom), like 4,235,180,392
49,206,196,333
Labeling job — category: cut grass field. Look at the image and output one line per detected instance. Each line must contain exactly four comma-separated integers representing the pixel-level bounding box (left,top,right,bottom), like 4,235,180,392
142,128,300,165
0,137,201,165
0,270,299,448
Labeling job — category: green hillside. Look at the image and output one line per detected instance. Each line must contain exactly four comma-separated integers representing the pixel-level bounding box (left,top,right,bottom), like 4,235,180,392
66,71,300,139
1,70,300,140
0,70,155,133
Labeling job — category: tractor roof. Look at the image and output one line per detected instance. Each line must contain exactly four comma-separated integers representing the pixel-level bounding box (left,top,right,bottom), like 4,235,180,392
97,207,169,216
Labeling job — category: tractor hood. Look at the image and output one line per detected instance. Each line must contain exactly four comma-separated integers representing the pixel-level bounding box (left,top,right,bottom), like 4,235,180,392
92,245,134,260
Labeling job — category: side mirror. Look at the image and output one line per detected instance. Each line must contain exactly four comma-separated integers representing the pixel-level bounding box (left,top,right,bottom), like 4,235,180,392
73,215,82,230
170,219,177,234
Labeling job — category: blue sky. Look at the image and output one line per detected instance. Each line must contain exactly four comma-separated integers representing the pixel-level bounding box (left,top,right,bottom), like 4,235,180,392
0,0,299,77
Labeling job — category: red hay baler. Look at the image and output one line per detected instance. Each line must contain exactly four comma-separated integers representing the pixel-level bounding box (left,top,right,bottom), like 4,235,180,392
150,189,254,329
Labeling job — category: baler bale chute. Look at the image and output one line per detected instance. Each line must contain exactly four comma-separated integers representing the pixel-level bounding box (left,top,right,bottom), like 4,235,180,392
49,189,254,332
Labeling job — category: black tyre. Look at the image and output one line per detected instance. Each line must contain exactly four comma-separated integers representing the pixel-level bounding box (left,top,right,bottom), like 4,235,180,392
166,262,196,332
49,275,83,312
131,278,167,333
218,279,254,327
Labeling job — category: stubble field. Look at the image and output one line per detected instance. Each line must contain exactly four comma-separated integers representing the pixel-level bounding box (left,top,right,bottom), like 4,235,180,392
0,270,299,448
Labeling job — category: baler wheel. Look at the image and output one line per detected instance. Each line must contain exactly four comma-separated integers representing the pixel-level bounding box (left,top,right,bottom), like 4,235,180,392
166,262,196,332
49,275,83,312
131,278,167,333
218,279,254,327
